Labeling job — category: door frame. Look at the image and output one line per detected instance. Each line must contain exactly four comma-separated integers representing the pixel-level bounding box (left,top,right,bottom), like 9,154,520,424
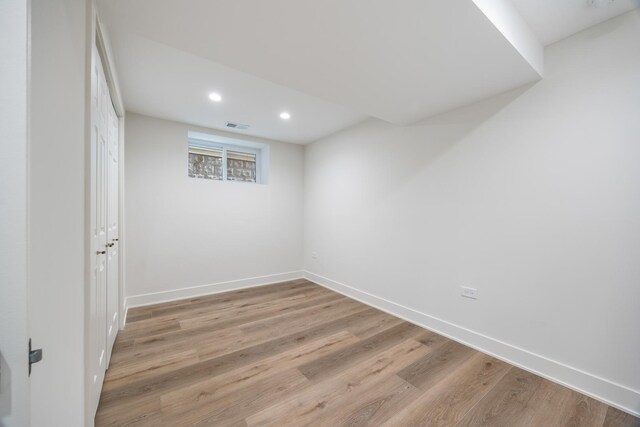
85,13,126,422
0,0,30,424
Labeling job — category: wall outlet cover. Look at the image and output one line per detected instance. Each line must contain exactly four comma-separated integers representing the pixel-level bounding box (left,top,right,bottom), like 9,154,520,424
461,286,478,299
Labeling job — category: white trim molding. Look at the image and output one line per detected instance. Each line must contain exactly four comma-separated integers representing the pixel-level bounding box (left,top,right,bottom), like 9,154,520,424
124,270,304,315
303,270,640,418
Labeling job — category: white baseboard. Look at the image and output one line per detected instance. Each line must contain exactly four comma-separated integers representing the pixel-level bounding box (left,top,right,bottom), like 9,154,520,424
303,270,640,418
124,271,304,319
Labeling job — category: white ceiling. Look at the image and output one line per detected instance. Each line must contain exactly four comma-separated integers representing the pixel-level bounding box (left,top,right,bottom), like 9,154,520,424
512,0,639,45
98,0,545,143
98,0,638,144
104,30,366,144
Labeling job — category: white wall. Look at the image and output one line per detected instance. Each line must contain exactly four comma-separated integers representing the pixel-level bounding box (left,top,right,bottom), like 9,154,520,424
125,113,304,304
304,10,640,414
0,1,30,425
29,0,88,424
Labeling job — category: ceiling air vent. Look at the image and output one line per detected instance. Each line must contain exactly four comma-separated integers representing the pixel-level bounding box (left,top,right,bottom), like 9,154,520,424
225,122,250,130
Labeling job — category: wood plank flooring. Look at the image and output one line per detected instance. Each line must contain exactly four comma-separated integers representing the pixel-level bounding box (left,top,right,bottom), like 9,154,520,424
96,279,639,426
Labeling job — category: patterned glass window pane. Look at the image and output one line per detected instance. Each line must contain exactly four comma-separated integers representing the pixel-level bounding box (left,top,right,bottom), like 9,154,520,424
188,147,222,180
226,150,256,183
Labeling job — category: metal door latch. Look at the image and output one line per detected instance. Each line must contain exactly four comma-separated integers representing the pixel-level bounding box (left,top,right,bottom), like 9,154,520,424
28,338,43,376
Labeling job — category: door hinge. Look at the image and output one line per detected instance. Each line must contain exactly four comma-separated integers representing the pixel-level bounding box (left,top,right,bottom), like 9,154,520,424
28,338,43,376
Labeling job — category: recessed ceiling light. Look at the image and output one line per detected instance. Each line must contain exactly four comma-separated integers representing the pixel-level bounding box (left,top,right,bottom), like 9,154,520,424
208,92,222,102
280,112,291,120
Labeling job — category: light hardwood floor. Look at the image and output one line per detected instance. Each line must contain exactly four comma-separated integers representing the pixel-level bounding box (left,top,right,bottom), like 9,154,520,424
96,279,639,426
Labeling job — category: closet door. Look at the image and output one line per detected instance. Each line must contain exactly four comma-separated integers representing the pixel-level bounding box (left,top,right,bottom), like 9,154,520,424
89,45,109,414
106,102,119,365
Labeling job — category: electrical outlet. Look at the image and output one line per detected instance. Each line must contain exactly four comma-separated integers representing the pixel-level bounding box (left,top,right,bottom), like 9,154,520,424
311,252,318,259
461,286,478,299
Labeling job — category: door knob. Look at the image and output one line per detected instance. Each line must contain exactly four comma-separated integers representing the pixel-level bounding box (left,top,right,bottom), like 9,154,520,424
97,250,106,255
28,338,43,376
106,243,114,247
113,238,118,242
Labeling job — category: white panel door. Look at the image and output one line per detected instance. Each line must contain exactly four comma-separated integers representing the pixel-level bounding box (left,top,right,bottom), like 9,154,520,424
89,46,109,414
106,101,119,366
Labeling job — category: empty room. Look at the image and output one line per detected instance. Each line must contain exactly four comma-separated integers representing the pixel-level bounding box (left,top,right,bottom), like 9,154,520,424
2,0,640,426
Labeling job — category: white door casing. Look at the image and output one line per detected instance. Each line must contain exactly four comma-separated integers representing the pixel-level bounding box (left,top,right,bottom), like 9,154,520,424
0,0,30,424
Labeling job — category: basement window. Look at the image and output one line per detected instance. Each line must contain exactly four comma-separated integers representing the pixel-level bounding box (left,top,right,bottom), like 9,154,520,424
187,132,268,184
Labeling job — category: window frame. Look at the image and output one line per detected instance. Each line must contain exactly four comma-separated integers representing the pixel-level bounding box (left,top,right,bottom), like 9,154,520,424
187,133,266,184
